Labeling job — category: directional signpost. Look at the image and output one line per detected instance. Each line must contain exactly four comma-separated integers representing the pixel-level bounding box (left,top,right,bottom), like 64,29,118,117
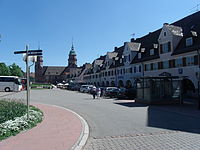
14,45,42,119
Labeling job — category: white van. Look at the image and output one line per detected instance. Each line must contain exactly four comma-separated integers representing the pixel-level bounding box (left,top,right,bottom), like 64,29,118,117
80,85,95,93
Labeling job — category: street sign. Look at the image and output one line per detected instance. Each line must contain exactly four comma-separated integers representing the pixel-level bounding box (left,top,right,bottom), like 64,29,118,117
14,46,43,120
28,53,42,56
14,50,42,54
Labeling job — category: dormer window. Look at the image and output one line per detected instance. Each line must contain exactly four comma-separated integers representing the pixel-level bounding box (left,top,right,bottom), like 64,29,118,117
186,37,193,46
160,42,171,54
138,53,141,59
150,49,155,56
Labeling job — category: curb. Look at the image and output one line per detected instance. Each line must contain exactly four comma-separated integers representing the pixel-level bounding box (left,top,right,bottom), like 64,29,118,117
33,103,89,150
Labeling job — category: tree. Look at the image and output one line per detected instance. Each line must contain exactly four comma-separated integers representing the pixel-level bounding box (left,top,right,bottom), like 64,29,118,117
9,63,23,77
0,63,11,76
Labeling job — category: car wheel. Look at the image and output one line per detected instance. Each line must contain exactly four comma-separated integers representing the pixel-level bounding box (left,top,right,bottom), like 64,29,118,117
5,87,11,92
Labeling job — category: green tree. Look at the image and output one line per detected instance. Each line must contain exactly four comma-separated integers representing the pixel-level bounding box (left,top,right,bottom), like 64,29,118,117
9,63,23,77
0,63,11,76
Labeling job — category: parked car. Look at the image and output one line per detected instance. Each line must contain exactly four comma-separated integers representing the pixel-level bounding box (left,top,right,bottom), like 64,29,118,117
108,88,120,98
117,88,127,99
104,87,118,97
116,88,137,99
80,85,95,93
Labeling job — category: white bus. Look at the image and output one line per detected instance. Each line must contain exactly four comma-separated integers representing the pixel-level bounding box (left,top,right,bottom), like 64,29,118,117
0,76,23,92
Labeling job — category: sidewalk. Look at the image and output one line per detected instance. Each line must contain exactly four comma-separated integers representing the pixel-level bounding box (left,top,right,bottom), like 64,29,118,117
0,103,83,150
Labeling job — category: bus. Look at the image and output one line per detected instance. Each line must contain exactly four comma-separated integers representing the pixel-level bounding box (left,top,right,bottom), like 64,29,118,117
0,76,23,92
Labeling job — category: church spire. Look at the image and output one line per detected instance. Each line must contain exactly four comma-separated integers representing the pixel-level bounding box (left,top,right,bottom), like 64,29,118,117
71,37,74,50
68,39,77,68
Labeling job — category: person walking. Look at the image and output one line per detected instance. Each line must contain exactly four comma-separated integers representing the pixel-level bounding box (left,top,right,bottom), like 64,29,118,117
96,87,101,99
92,87,96,99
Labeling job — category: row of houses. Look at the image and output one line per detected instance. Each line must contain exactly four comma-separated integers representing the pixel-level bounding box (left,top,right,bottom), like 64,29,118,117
68,12,200,100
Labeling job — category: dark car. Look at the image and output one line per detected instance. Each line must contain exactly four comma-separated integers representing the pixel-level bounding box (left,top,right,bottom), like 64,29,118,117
117,88,127,99
104,87,118,97
108,88,120,98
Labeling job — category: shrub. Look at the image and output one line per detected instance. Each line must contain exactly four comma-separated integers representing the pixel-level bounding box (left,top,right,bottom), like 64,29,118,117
0,100,43,141
0,100,27,124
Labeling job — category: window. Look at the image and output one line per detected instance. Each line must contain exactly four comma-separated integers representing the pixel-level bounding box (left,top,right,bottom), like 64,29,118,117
163,61,169,69
175,58,183,67
150,49,155,56
163,43,170,53
130,67,133,73
134,66,136,73
145,64,151,71
186,37,193,46
164,32,167,36
160,42,171,54
128,55,131,61
105,72,107,76
152,63,158,70
138,53,141,59
186,56,195,66
139,65,141,72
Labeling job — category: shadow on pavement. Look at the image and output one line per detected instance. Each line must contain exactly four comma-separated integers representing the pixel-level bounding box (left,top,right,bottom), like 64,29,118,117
114,100,200,134
114,101,148,107
147,104,200,134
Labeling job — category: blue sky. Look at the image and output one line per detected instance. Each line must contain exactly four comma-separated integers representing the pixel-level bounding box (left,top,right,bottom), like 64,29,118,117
0,0,199,71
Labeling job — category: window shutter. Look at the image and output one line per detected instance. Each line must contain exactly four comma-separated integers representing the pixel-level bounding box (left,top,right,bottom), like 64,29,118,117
169,60,172,68
160,62,163,69
151,63,153,70
168,42,171,52
160,44,163,54
172,59,175,68
182,57,186,66
194,55,198,65
158,62,162,69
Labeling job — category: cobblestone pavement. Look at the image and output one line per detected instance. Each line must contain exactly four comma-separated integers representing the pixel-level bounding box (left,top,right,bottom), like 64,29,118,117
84,131,200,150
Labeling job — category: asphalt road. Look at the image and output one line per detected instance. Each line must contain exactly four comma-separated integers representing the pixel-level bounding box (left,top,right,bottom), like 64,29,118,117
4,89,200,150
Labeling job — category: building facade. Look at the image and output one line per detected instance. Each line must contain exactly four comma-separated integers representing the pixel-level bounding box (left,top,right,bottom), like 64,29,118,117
82,12,200,99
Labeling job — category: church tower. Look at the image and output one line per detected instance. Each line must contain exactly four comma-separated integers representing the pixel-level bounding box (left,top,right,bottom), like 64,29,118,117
68,43,77,68
35,56,44,82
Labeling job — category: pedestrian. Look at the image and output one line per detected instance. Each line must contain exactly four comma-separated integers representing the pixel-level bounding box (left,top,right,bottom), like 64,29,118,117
96,87,101,99
92,87,96,99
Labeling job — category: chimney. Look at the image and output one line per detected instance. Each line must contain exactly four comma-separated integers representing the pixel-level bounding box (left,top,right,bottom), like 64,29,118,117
114,47,118,51
124,42,128,46
163,23,169,26
131,38,135,42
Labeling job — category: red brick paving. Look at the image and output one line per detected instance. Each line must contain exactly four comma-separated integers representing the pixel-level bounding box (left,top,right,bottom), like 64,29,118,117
0,103,82,150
